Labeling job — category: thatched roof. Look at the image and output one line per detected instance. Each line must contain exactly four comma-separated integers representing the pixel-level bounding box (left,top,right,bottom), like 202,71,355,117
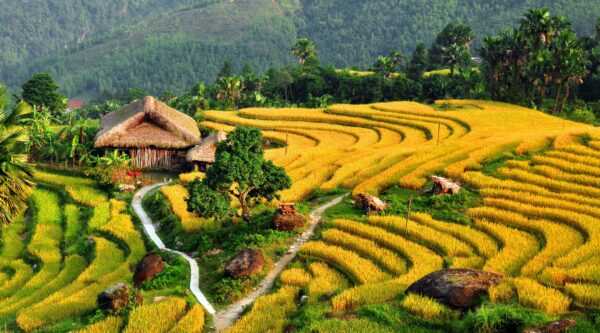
186,131,227,163
94,96,200,149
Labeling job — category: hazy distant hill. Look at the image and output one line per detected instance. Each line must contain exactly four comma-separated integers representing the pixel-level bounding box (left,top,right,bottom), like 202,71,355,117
1,0,598,97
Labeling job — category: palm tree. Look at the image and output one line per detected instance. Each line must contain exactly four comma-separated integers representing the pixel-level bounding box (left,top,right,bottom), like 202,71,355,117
519,8,555,48
290,39,317,64
0,84,34,225
216,76,245,110
551,31,588,114
371,56,397,78
21,108,54,162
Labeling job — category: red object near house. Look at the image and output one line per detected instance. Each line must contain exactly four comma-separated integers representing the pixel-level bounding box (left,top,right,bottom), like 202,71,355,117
127,170,143,178
68,100,84,109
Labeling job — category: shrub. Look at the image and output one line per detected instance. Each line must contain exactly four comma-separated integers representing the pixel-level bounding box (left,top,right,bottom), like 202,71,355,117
459,303,552,333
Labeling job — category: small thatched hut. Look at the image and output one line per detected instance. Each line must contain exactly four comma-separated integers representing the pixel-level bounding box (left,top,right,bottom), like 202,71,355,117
186,131,227,171
94,96,200,168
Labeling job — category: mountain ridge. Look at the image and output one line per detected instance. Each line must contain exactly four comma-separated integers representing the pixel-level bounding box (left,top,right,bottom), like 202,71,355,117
1,0,598,97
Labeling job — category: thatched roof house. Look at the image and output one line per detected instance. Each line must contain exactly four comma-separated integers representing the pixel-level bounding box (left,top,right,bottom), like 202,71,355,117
94,96,200,168
186,130,227,171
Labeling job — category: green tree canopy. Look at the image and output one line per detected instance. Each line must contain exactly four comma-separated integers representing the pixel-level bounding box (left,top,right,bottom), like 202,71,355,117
20,73,66,114
429,23,473,71
408,42,428,79
291,38,317,64
186,179,232,222
189,126,291,222
0,84,34,224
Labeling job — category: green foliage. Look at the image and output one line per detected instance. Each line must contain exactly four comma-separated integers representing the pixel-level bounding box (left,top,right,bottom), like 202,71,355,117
480,8,590,112
3,1,600,98
20,73,66,114
202,126,291,222
383,186,480,225
408,42,429,79
0,84,34,225
569,107,597,124
141,253,189,291
291,38,317,64
428,23,474,73
457,303,552,333
185,179,232,221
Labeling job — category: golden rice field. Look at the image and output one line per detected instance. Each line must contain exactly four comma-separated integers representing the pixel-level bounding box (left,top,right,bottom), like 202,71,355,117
77,297,205,333
207,100,600,329
202,100,591,202
0,169,147,332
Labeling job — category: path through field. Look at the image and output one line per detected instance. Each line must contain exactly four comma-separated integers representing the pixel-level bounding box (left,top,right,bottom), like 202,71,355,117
132,183,217,315
133,183,346,332
212,194,347,332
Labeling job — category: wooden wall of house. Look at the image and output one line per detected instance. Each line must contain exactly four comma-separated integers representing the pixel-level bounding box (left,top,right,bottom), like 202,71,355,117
129,148,178,168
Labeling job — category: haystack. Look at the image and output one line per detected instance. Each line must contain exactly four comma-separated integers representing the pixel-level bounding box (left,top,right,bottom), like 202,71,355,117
355,193,388,215
186,130,227,171
94,96,200,168
428,176,462,195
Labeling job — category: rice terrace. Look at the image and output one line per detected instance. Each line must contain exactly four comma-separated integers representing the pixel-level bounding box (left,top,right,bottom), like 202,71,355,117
2,2,600,333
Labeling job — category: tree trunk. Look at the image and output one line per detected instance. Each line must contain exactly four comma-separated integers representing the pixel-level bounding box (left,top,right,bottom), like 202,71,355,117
239,192,252,223
558,82,571,115
552,81,563,114
537,87,545,111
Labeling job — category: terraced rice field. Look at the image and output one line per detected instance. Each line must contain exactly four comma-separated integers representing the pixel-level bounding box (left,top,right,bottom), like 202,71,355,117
208,100,600,330
3,100,600,332
0,170,147,331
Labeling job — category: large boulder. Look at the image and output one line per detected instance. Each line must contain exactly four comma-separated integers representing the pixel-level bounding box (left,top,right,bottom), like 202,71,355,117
133,253,165,286
224,249,266,279
274,213,306,231
97,283,131,312
406,269,503,310
523,319,577,333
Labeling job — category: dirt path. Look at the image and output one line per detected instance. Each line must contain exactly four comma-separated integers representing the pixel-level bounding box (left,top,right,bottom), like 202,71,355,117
212,194,347,332
132,182,217,315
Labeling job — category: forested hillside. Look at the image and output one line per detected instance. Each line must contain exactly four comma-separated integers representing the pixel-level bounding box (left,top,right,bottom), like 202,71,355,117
1,0,599,97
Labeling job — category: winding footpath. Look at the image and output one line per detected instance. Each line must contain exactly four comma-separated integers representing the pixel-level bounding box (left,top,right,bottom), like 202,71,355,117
132,182,217,315
133,182,346,332
212,194,347,332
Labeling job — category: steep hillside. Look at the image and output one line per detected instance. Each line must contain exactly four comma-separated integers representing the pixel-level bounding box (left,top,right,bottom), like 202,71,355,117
0,0,194,68
298,0,600,67
1,0,598,97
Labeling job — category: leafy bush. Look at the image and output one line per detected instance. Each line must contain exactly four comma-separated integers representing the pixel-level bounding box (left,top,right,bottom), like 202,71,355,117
141,253,189,291
458,303,552,333
569,108,596,124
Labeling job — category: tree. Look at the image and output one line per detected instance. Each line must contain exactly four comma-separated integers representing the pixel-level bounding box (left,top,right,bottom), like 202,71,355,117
371,56,397,78
429,23,473,70
441,44,471,75
372,51,405,78
291,39,317,64
408,42,428,79
0,84,34,225
216,76,245,110
186,179,232,222
193,126,291,222
550,30,588,114
21,73,66,114
217,61,234,81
